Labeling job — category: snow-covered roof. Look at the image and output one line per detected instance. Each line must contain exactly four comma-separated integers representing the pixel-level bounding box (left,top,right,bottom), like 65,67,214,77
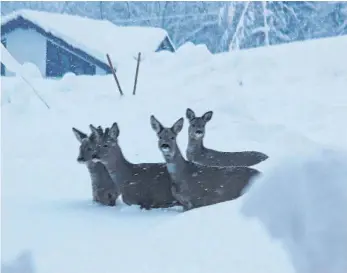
1,9,173,66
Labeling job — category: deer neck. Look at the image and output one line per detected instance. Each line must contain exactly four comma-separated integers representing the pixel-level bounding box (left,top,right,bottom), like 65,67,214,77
188,137,204,154
165,144,186,180
86,160,97,170
102,145,131,185
86,160,100,182
86,161,108,184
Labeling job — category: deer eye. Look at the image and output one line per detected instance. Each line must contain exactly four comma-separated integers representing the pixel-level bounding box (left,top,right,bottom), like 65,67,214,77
103,144,108,148
170,137,174,140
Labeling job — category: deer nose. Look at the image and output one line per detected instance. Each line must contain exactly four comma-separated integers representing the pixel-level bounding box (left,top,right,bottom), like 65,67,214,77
196,130,203,135
160,144,170,150
77,156,84,162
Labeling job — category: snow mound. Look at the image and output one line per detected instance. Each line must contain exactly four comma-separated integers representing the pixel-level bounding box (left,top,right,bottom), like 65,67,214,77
137,200,295,273
177,41,196,53
1,250,37,273
21,62,42,78
242,147,347,273
60,72,76,92
176,42,212,66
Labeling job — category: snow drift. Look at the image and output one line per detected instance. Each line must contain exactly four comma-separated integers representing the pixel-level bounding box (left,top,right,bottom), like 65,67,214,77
242,148,347,273
1,35,347,273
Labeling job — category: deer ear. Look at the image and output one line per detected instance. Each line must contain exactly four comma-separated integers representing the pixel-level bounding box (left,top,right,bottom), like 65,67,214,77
109,122,119,139
186,108,195,121
96,126,103,135
72,127,87,143
172,118,184,134
89,126,101,142
89,124,99,135
89,124,102,142
150,115,163,134
202,111,213,122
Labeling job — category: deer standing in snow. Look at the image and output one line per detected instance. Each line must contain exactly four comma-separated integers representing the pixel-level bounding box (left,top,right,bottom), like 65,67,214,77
72,126,119,206
185,108,268,167
150,115,261,211
89,123,180,210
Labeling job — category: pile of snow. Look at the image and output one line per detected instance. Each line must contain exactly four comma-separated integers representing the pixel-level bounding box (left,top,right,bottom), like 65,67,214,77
0,43,46,107
242,147,347,273
1,42,23,75
21,62,42,78
1,35,347,273
60,72,76,92
1,43,43,79
176,41,211,56
1,250,37,273
138,200,294,273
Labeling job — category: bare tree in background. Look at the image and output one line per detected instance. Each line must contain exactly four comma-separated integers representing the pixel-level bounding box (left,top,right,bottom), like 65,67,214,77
218,1,259,52
337,2,347,35
262,1,270,46
99,1,104,20
170,2,220,50
218,2,236,51
1,1,345,53
228,1,302,51
228,2,251,51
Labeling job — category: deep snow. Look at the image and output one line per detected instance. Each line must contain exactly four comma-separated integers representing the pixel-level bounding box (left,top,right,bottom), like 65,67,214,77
1,35,347,273
243,148,347,273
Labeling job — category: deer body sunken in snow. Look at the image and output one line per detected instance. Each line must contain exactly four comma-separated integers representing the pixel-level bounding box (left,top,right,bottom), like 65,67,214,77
185,108,269,167
150,115,261,211
90,123,180,210
72,126,120,206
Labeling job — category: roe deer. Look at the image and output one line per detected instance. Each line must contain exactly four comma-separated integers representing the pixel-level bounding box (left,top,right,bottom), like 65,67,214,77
150,115,261,211
186,108,268,167
72,126,119,206
90,123,180,210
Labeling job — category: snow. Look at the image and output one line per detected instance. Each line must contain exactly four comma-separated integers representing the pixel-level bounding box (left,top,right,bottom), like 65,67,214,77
139,200,294,273
1,42,22,73
242,148,347,273
1,43,42,79
2,34,347,273
21,63,42,78
3,27,47,77
1,9,172,66
1,250,36,273
0,44,48,108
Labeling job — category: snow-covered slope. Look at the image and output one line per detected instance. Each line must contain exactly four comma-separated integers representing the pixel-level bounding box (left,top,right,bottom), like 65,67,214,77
1,35,347,273
242,148,347,273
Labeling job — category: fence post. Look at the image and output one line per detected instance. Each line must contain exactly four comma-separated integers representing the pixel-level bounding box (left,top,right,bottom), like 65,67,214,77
106,54,124,96
133,52,142,95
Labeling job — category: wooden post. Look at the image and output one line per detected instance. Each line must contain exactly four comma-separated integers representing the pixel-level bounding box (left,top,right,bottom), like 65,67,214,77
106,54,123,96
132,52,141,95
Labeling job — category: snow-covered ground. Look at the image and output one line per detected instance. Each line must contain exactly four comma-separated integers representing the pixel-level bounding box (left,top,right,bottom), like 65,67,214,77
1,35,347,273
